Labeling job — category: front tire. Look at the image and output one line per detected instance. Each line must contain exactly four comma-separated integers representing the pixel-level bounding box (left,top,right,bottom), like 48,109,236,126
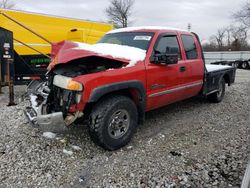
89,95,138,150
207,78,225,103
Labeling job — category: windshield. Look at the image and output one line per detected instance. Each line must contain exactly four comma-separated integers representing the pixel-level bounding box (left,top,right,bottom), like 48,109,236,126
98,32,154,50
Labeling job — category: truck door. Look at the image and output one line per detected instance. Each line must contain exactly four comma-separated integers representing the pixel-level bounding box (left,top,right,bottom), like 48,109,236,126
145,33,185,110
177,34,204,99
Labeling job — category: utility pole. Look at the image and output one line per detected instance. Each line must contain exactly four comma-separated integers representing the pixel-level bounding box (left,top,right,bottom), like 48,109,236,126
0,60,2,94
188,23,191,32
7,58,15,106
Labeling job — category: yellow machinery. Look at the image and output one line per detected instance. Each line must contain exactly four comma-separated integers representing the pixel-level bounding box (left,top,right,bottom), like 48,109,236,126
0,9,113,86
0,9,113,55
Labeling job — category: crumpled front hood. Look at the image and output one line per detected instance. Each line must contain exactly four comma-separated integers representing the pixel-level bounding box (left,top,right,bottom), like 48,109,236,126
48,41,146,71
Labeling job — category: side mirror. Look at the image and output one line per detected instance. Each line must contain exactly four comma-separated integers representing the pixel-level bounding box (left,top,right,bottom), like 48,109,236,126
151,53,178,65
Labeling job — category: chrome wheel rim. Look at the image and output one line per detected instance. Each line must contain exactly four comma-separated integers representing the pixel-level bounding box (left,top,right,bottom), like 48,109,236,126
242,62,247,69
108,109,130,139
232,62,239,68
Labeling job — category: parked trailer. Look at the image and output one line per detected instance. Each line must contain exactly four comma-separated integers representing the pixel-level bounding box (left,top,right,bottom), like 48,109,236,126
204,51,250,69
0,9,113,84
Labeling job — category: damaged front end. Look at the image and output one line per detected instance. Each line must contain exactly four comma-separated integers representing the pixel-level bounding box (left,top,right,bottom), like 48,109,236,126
24,40,128,133
24,74,84,133
24,55,125,133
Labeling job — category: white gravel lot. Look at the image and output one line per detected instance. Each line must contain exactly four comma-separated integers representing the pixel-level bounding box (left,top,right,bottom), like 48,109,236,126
0,69,249,187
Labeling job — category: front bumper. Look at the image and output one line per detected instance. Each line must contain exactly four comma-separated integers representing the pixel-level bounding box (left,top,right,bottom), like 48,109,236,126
24,80,69,133
24,105,68,133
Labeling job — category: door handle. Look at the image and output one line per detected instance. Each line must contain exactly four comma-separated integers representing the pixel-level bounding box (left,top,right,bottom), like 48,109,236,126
180,66,186,72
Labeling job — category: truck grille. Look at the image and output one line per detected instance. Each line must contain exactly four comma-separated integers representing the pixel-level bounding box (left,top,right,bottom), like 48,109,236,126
49,86,76,116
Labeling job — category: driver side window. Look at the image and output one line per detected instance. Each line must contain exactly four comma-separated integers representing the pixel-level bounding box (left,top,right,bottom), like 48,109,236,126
155,35,181,59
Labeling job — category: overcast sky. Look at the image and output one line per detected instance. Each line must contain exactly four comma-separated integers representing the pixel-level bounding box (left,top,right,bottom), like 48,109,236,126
12,0,246,41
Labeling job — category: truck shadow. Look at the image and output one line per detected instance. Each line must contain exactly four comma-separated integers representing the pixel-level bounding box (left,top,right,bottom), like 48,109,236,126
64,95,211,151
136,95,210,139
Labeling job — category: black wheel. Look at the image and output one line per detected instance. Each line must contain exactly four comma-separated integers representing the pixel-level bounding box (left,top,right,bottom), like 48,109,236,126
232,62,239,68
242,61,249,69
207,78,225,103
89,95,138,150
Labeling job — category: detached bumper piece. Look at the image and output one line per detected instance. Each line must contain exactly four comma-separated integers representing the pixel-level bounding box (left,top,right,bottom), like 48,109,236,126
24,106,68,133
24,106,39,128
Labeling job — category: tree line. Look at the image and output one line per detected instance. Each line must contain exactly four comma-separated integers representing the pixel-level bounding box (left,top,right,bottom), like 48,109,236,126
203,25,249,51
0,0,14,9
105,0,250,52
203,2,250,51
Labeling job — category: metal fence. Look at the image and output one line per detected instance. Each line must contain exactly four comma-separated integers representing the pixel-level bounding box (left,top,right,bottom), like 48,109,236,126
204,51,250,64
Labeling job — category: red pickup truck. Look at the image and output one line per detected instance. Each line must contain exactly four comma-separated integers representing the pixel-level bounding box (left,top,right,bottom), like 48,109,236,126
25,27,236,150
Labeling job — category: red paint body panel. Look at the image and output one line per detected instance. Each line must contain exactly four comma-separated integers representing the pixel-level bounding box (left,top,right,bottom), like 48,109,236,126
144,30,204,110
71,61,146,112
49,29,205,113
49,40,129,71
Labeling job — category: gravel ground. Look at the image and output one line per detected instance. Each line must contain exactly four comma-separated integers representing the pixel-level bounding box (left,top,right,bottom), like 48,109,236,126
0,69,249,187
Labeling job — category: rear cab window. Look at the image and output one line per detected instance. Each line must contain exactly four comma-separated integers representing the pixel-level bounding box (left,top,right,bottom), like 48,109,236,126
181,35,198,60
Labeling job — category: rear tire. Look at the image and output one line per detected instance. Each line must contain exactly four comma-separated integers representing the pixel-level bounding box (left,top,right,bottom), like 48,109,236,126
207,78,225,103
242,61,249,69
88,95,138,150
232,62,239,68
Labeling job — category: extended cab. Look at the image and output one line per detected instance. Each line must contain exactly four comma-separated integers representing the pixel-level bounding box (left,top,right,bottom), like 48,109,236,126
25,27,236,150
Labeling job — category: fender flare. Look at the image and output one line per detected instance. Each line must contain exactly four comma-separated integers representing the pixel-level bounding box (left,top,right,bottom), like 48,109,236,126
89,80,146,123
89,80,145,102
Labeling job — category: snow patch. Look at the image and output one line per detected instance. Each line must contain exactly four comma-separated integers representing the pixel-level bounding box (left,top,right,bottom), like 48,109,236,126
206,64,232,72
30,94,38,111
107,26,187,34
42,132,57,139
59,138,68,144
75,42,146,67
79,177,84,183
159,133,165,138
63,149,73,155
127,146,133,150
70,145,82,151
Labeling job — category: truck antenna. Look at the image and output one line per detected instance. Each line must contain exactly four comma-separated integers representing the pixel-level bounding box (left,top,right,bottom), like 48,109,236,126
188,23,191,32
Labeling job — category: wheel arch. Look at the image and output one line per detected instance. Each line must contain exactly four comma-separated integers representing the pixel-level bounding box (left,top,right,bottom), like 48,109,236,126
86,80,146,124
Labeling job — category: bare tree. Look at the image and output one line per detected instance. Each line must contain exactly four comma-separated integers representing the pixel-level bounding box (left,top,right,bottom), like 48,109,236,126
206,25,249,51
233,1,250,28
230,25,248,50
105,0,134,28
202,40,217,52
211,28,227,50
232,2,250,50
0,0,15,9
